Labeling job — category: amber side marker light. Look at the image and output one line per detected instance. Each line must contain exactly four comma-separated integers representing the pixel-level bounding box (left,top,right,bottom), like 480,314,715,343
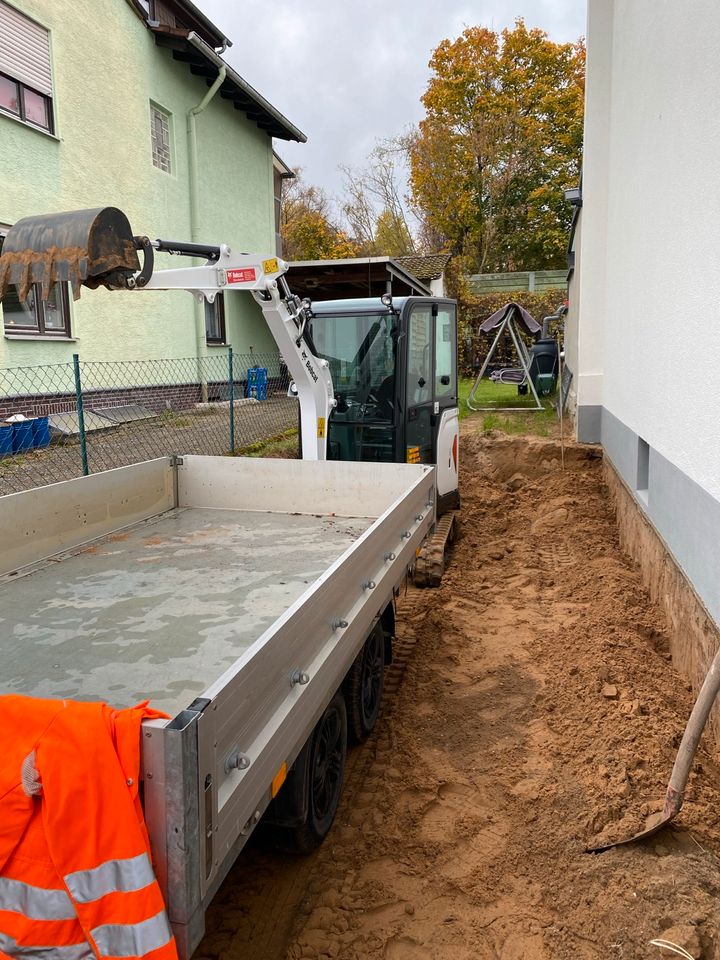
271,761,288,798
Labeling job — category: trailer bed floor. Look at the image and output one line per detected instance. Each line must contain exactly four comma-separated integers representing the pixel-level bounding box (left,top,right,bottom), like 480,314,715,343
1,507,370,715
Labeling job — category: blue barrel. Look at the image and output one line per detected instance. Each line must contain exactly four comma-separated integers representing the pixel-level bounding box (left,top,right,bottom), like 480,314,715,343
32,415,51,448
12,421,34,453
0,426,12,457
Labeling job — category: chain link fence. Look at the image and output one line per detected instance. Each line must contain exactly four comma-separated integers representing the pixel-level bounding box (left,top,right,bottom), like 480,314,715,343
0,352,297,495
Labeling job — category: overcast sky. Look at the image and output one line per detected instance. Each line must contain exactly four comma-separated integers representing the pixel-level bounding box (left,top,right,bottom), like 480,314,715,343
195,1,586,204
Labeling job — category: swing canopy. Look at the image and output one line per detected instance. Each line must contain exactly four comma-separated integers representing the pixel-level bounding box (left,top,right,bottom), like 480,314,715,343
477,301,542,335
466,301,546,412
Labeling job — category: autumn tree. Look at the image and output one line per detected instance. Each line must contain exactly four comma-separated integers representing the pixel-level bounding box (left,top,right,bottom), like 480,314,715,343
340,142,417,257
281,170,359,261
374,209,415,258
408,20,585,274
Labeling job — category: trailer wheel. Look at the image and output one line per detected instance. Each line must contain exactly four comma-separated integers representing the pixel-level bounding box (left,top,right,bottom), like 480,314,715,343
292,691,347,853
345,622,385,744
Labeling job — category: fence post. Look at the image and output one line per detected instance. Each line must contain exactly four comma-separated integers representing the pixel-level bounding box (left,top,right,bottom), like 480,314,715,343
72,353,89,476
228,347,235,455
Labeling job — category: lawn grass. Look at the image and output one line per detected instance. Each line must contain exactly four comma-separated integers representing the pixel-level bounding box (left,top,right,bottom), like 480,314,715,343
459,377,558,438
234,428,299,458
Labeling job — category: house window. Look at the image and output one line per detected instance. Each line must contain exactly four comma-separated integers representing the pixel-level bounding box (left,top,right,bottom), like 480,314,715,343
0,229,72,337
0,3,54,133
1,283,71,337
205,294,226,344
150,103,172,173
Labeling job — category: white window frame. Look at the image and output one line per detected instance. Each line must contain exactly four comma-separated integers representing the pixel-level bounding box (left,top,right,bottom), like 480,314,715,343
150,102,173,174
205,293,226,345
0,2,54,134
0,224,72,339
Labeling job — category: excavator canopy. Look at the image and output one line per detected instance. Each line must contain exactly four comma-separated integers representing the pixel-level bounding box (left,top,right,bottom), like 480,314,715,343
0,207,141,303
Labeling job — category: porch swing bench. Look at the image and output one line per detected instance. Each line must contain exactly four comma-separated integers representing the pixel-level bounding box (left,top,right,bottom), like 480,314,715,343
467,301,557,412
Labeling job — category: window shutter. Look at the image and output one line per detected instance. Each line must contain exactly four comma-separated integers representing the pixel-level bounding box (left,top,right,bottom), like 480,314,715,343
0,2,52,96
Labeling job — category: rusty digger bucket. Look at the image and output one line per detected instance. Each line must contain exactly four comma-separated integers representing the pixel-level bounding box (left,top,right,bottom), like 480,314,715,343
0,207,150,304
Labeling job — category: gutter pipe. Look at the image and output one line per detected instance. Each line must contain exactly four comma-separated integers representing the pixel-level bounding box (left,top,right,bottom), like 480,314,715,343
186,33,306,143
186,37,226,382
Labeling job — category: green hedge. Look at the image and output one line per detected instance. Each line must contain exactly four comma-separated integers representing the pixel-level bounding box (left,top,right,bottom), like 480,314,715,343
458,290,567,378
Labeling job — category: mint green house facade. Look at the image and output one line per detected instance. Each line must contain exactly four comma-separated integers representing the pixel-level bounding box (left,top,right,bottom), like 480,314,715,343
0,0,304,370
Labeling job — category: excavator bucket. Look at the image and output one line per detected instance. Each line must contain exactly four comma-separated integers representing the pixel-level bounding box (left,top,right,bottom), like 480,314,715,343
0,207,141,303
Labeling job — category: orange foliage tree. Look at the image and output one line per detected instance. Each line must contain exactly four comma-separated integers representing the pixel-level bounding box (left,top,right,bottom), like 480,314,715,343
281,170,359,261
408,20,585,274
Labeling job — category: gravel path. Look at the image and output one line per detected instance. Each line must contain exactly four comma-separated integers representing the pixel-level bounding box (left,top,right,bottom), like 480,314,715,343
0,395,297,494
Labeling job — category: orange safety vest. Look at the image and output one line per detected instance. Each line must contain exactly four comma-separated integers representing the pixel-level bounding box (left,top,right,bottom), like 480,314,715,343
0,696,178,960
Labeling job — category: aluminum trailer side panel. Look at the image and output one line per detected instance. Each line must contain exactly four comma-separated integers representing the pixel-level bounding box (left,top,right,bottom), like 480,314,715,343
175,454,430,518
0,457,174,576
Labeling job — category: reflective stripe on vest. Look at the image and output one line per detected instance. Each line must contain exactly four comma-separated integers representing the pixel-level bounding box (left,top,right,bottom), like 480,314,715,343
0,932,93,960
91,909,173,959
0,877,75,921
64,854,155,904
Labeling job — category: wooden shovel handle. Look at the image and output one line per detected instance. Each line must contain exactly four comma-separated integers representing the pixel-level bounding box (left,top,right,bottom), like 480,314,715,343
664,646,720,817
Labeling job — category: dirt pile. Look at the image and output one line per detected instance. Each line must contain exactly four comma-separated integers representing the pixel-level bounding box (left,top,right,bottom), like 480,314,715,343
197,434,720,960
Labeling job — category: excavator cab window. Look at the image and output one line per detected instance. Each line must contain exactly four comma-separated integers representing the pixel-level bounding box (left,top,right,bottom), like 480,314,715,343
309,296,458,467
308,311,397,462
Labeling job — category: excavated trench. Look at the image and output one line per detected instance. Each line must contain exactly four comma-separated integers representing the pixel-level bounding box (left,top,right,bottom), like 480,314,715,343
195,434,720,960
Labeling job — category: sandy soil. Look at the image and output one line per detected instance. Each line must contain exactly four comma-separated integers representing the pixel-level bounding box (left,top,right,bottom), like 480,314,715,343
196,433,720,960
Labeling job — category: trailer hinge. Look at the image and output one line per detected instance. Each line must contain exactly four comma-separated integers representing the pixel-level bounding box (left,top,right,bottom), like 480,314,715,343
171,455,184,467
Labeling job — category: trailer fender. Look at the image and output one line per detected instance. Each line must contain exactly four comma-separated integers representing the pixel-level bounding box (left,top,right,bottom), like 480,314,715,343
261,738,311,830
380,602,395,665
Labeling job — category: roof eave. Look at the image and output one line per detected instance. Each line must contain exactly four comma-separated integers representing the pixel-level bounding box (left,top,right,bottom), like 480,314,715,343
123,0,229,50
186,33,306,143
176,0,231,50
288,257,432,297
150,27,306,143
273,151,295,178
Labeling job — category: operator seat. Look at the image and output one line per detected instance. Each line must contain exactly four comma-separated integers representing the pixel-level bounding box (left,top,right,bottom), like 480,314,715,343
375,375,395,420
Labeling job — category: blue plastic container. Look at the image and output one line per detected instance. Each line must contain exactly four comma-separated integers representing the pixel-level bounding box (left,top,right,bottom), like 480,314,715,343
12,420,34,453
246,366,268,401
0,426,12,457
32,415,51,449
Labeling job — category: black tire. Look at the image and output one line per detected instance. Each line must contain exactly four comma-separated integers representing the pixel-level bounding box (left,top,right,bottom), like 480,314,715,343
345,623,385,745
291,692,347,853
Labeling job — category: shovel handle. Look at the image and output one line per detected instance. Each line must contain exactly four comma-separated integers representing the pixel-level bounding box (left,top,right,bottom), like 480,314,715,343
664,646,720,817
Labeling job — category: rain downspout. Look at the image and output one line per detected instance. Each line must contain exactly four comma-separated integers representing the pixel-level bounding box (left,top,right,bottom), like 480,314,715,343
187,42,226,399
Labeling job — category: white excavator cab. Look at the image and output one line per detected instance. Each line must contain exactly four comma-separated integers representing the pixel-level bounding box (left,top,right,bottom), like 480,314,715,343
306,296,459,515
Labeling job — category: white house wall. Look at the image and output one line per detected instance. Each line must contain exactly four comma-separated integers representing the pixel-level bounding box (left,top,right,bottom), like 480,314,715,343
577,0,720,624
574,0,613,441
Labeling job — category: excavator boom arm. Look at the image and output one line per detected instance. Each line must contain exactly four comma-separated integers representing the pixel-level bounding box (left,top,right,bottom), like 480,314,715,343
0,207,334,460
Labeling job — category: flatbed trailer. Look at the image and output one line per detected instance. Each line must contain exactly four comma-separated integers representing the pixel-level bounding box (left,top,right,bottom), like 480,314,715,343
0,455,435,958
